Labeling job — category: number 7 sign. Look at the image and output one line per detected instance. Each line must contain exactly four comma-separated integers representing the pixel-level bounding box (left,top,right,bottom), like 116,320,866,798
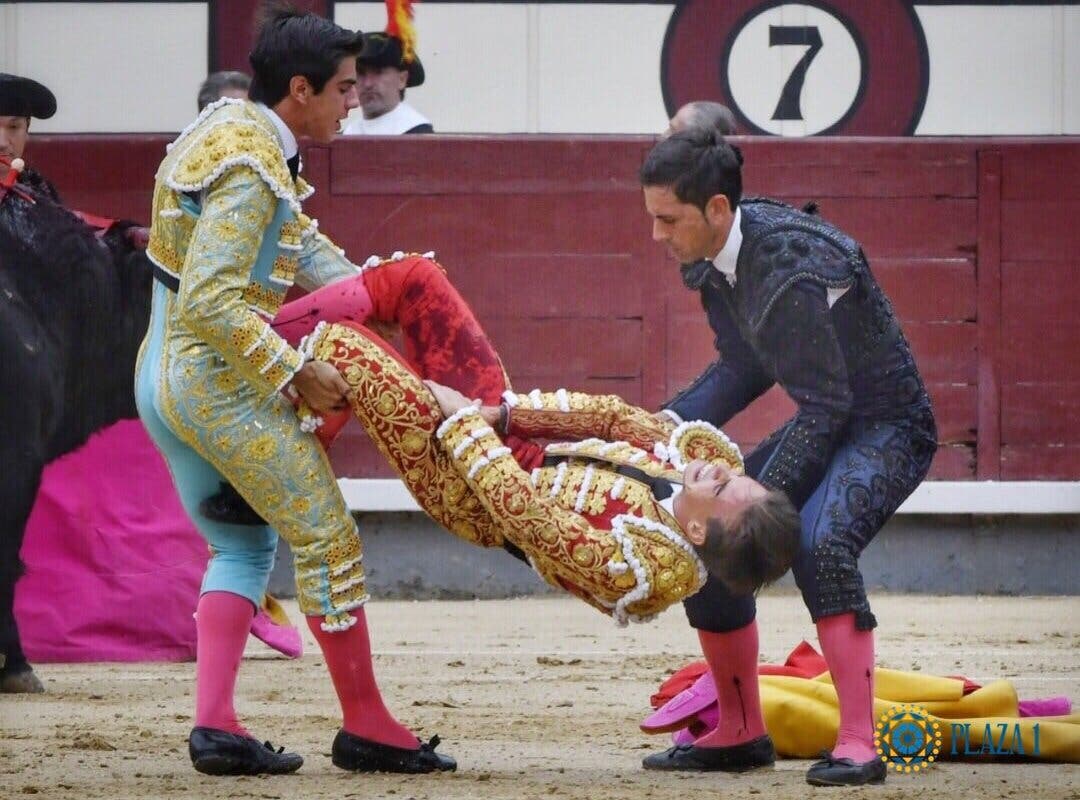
661,0,928,136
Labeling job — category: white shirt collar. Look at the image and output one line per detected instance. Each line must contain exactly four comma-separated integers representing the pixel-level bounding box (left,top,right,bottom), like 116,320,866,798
711,206,743,287
255,103,298,160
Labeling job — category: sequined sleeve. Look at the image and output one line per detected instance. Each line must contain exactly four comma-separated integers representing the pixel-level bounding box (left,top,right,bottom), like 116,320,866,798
503,389,675,448
293,217,361,291
176,166,304,396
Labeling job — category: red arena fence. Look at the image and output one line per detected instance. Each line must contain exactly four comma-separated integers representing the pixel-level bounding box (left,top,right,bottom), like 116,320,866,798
31,135,1080,481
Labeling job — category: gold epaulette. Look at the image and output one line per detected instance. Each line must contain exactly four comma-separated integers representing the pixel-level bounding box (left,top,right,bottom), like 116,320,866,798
164,100,300,213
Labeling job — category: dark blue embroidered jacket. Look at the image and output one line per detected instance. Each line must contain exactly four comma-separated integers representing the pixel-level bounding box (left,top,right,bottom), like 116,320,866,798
665,198,935,507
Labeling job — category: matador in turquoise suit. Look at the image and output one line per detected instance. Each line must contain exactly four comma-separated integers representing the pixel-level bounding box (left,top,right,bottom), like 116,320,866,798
135,6,454,778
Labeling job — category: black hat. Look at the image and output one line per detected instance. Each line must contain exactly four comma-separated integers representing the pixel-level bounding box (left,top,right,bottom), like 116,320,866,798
358,32,425,88
0,74,57,119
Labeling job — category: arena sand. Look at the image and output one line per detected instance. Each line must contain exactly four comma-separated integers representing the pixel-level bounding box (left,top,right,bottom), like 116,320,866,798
2,594,1077,800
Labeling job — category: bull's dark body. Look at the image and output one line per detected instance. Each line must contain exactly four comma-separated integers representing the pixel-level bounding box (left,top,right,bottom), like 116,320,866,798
0,169,150,687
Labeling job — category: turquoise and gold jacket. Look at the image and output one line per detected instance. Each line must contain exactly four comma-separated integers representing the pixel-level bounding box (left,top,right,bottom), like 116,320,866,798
146,98,358,397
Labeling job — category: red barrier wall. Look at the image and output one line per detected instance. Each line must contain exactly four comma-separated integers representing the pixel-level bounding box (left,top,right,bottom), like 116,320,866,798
29,135,1080,481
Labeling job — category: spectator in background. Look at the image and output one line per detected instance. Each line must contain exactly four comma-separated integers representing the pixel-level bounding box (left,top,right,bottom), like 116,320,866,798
342,1,432,135
197,71,251,112
666,101,737,138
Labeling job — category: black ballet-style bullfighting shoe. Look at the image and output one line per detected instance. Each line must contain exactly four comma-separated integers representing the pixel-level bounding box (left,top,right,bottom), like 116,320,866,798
188,727,303,776
331,730,457,774
199,481,267,526
805,751,887,786
642,735,776,772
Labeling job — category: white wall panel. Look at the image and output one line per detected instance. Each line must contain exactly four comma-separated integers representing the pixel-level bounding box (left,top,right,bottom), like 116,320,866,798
915,5,1063,135
1,2,208,133
336,2,531,133
534,4,670,133
1064,6,1080,135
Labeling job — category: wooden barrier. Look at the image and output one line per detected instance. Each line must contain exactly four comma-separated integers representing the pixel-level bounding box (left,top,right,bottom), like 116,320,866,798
29,135,1080,480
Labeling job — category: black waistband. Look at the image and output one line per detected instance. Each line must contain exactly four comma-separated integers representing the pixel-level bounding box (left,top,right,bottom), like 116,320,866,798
152,263,180,293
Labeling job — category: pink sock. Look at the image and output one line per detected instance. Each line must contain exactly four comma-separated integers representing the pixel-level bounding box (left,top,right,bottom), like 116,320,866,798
306,610,418,749
693,622,768,748
817,612,877,763
194,591,256,737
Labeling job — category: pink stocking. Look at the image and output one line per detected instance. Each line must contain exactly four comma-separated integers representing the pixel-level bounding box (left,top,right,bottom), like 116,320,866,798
816,612,877,763
306,609,418,749
693,622,767,748
194,591,255,736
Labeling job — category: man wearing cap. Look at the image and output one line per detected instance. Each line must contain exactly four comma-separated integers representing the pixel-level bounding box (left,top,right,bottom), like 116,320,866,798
342,27,433,134
0,73,153,694
1,73,59,199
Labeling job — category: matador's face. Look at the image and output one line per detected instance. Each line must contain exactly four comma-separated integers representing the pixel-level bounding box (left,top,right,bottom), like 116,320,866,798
674,459,767,546
642,185,730,266
303,57,360,143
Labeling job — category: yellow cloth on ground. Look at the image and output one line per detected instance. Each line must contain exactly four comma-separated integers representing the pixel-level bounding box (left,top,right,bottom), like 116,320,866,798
759,670,1079,762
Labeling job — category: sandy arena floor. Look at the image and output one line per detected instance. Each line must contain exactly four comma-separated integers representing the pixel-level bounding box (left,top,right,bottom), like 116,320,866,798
2,593,1078,800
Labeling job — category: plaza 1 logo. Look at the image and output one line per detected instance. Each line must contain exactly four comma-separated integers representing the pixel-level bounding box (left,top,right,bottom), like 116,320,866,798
874,703,942,775
661,0,929,136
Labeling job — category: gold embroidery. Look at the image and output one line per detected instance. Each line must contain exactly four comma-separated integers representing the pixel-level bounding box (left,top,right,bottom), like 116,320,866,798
270,254,299,286
309,323,506,549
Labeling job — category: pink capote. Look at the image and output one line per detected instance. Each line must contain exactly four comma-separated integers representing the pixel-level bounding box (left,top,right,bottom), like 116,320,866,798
14,419,205,662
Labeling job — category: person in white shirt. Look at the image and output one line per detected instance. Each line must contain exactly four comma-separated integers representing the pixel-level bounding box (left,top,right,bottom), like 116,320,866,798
342,32,433,135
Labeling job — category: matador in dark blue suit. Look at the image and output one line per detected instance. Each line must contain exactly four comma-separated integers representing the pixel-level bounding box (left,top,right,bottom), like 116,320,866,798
639,129,936,787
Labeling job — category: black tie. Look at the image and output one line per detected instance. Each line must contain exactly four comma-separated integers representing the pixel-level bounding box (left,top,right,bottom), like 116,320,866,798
286,153,300,180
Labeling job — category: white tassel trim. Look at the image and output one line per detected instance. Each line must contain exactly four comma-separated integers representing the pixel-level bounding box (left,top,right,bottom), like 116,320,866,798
321,609,363,633
604,514,708,627
549,462,568,498
243,325,271,357
467,456,490,480
391,250,406,261
608,518,652,628
165,118,304,213
465,446,511,480
573,465,596,513
658,408,683,426
298,320,328,363
555,388,570,412
598,440,628,457
166,97,244,152
435,405,482,440
609,476,626,500
269,273,295,287
452,434,478,459
422,250,435,259
258,338,290,374
158,208,182,219
278,240,303,251
329,555,363,578
501,391,519,408
299,414,324,434
528,389,543,409
332,574,366,593
530,468,542,487
666,420,742,471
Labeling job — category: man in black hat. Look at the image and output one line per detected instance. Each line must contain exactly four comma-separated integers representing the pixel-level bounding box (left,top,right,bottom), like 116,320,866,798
1,74,60,200
342,31,433,135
